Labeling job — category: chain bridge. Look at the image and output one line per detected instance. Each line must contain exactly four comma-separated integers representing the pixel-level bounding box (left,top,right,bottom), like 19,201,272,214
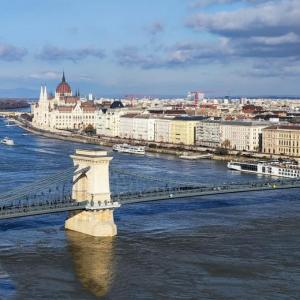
0,149,300,236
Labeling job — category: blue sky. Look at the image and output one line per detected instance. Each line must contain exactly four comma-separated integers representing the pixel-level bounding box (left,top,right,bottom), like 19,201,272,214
0,0,299,97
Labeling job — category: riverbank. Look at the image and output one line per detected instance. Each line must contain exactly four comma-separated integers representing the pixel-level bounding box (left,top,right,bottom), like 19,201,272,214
9,116,293,162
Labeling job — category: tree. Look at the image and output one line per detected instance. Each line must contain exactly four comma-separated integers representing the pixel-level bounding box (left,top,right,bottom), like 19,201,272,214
84,124,96,136
215,147,228,155
222,139,231,149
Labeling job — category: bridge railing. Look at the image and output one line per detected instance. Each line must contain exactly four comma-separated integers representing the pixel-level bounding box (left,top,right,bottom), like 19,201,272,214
113,177,300,204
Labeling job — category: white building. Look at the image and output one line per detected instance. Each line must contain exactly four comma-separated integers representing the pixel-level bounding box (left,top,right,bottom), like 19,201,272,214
96,108,126,137
220,121,270,151
154,118,172,143
133,116,155,141
119,114,137,139
50,102,97,130
32,86,51,128
32,73,98,131
119,114,155,141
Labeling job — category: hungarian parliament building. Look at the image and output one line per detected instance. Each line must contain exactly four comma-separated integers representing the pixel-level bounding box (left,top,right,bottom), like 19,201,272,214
32,73,98,130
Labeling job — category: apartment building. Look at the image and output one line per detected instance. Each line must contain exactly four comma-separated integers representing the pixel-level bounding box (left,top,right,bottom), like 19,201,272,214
169,117,202,145
220,121,269,151
262,125,300,157
196,120,221,147
96,109,126,137
119,114,155,141
154,118,172,143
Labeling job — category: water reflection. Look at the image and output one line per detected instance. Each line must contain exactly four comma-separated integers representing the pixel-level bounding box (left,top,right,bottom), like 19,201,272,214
66,231,115,297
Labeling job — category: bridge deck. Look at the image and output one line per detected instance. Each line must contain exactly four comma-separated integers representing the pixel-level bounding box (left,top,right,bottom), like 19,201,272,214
0,201,86,220
0,179,299,220
114,179,300,204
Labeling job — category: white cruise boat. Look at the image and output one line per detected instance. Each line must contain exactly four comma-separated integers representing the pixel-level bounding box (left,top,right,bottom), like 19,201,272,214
228,160,300,178
0,137,15,146
112,144,145,155
179,153,213,160
5,119,16,127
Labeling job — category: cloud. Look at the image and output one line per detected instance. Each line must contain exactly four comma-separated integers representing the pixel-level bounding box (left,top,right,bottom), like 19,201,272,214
166,39,233,65
29,71,61,80
115,40,230,69
190,0,281,9
186,0,300,61
116,0,300,80
37,46,105,62
115,46,161,68
146,21,164,36
28,70,94,82
0,43,27,61
242,59,300,78
190,0,237,8
188,0,300,37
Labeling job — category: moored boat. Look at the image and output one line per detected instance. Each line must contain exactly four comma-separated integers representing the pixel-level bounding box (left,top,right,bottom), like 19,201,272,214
228,160,300,178
112,144,145,155
5,119,16,127
179,153,213,160
0,137,15,146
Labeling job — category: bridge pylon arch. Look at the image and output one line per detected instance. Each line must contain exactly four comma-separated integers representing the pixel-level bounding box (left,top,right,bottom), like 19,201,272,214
65,149,118,237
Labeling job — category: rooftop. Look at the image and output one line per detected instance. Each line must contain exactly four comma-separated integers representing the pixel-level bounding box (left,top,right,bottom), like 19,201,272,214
264,125,300,131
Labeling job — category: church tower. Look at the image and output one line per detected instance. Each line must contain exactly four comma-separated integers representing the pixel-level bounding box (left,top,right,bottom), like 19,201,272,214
35,85,50,128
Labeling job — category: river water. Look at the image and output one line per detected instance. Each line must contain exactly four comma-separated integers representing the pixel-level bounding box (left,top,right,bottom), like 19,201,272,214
0,118,299,300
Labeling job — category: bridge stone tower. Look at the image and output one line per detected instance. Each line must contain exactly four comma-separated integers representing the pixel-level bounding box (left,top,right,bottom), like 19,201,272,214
65,149,119,237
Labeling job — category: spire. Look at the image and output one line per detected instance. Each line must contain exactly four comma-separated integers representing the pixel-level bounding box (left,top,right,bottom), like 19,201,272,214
62,71,66,83
43,85,48,101
39,85,44,101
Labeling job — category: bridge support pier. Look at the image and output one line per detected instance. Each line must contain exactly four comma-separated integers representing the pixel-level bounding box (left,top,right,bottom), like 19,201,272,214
65,209,117,237
65,149,118,237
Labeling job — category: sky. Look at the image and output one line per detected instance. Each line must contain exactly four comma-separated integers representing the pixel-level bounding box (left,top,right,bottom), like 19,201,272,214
0,0,299,98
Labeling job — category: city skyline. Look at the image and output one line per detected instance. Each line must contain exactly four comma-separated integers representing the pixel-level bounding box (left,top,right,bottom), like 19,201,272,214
0,0,299,97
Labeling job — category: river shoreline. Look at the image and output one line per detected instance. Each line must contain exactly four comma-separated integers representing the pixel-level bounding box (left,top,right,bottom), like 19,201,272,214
7,116,292,162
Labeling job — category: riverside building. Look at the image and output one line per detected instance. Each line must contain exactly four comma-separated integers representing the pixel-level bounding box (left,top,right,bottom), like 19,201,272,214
196,119,221,148
119,114,155,141
96,108,126,137
32,73,97,130
154,118,172,143
262,125,300,157
169,117,205,145
220,121,270,152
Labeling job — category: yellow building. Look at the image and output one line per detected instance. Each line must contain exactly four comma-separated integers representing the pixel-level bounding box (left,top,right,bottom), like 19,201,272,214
169,118,200,145
262,125,300,157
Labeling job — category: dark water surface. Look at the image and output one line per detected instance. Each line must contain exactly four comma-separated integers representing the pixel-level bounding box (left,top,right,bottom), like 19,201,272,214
0,118,299,300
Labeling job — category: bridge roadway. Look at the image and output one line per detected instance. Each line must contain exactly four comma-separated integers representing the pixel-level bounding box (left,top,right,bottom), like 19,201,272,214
0,200,87,220
0,178,300,220
115,178,300,204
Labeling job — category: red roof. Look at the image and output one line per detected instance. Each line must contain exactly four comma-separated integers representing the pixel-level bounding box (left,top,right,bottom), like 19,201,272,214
58,106,73,112
56,82,71,94
64,97,79,104
56,72,71,94
82,106,96,112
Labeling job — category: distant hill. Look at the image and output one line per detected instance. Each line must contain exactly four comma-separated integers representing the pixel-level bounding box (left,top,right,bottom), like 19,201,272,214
0,99,30,110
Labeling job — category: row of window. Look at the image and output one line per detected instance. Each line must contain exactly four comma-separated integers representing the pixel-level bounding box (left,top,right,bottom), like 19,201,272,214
56,115,94,119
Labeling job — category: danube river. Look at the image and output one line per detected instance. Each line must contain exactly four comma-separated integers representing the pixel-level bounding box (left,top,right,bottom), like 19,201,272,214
0,118,299,300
